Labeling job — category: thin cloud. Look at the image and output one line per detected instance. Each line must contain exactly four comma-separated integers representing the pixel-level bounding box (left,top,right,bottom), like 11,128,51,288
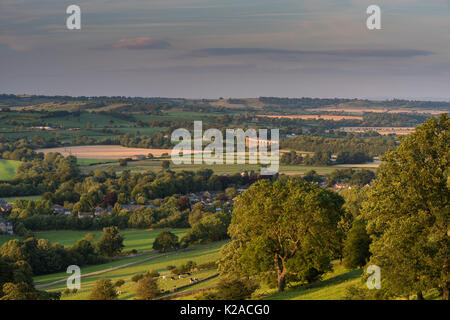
190,48,434,58
111,37,171,50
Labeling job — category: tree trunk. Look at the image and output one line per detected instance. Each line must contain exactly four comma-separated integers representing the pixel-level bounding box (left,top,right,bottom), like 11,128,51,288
417,291,424,300
277,273,286,292
443,282,449,300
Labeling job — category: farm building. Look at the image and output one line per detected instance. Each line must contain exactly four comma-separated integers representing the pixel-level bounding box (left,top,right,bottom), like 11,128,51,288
0,218,13,235
0,201,13,214
132,155,146,160
78,212,94,218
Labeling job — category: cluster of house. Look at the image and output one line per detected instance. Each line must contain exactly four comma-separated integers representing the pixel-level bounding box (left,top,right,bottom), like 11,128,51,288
0,202,13,236
54,203,158,218
0,218,13,235
186,189,247,207
0,200,13,216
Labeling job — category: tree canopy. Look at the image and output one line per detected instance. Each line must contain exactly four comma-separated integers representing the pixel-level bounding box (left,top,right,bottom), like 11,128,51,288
221,179,344,292
362,114,449,299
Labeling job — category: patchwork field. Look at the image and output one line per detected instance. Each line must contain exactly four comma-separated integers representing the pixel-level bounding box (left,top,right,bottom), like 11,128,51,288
0,159,21,181
257,114,363,121
37,145,175,159
37,240,227,300
259,262,363,300
0,195,43,203
0,228,189,252
80,157,373,176
307,107,449,115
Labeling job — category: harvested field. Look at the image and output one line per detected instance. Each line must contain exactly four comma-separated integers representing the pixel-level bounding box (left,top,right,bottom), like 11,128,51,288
306,107,449,115
339,127,415,135
257,114,363,121
37,145,176,159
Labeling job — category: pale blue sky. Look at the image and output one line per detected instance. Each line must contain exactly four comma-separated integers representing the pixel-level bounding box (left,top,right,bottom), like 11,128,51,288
0,0,449,99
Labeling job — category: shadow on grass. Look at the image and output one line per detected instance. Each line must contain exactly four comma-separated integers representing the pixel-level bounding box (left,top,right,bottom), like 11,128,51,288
266,268,364,300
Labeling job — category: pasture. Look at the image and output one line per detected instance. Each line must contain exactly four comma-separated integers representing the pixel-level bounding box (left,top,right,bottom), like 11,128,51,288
0,195,43,203
81,158,376,176
0,159,20,181
259,262,363,300
37,240,227,300
0,228,189,254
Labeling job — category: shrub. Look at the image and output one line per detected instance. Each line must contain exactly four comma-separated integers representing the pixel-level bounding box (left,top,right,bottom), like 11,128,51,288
131,274,144,282
136,276,160,300
114,279,125,287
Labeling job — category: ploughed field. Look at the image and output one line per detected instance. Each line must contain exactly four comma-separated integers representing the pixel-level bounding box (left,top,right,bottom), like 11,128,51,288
36,145,175,159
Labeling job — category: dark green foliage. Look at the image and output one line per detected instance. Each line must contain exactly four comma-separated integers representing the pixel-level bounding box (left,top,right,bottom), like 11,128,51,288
136,276,160,300
131,274,144,282
89,279,118,300
362,114,449,300
114,279,125,288
97,226,124,257
203,276,259,300
152,231,179,253
221,179,344,292
343,220,371,268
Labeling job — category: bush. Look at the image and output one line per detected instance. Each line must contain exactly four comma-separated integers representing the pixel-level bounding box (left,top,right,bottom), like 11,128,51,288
343,220,371,269
89,279,118,300
136,276,160,300
198,261,217,271
145,270,160,279
114,279,125,287
153,231,179,253
131,274,144,282
203,277,259,300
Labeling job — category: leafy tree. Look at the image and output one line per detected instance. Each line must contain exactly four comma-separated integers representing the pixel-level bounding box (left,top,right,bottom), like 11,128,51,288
162,160,171,170
136,276,160,300
223,179,344,292
131,274,144,282
97,227,124,257
214,276,258,300
343,219,371,268
114,279,125,288
362,114,449,300
153,231,179,252
89,279,118,300
145,270,160,278
119,158,127,167
0,282,38,300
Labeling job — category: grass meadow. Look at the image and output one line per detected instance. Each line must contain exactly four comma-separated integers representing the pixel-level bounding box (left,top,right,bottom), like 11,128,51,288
0,228,188,256
38,240,227,300
0,159,21,181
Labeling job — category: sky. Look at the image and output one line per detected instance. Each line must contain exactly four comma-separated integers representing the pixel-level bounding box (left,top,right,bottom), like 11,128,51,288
0,0,449,99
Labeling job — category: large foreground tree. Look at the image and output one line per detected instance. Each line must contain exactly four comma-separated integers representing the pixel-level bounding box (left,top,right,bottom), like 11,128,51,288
222,179,344,292
362,114,449,300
